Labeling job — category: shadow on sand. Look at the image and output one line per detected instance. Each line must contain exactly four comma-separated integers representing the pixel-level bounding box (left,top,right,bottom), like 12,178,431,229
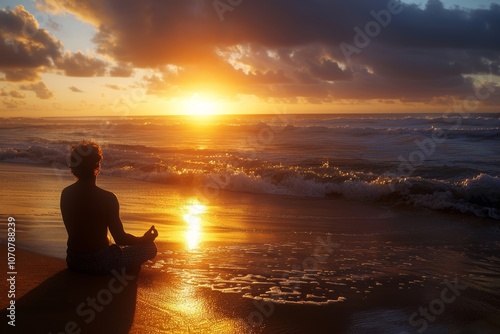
1,268,138,334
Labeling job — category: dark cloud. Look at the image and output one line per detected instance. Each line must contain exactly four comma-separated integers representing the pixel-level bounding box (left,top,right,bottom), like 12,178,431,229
20,81,54,99
308,59,352,81
104,84,122,90
0,6,116,82
0,6,62,81
34,0,500,103
0,6,62,65
0,67,40,81
69,85,83,92
57,51,107,77
109,63,134,77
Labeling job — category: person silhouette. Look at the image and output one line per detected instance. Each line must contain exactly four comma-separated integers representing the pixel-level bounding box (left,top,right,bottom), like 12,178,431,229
60,141,158,274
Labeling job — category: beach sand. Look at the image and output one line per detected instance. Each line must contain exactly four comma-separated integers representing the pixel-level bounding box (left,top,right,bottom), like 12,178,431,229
1,163,500,333
1,249,499,334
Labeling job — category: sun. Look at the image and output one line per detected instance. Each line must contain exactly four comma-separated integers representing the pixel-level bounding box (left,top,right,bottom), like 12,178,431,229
183,93,217,116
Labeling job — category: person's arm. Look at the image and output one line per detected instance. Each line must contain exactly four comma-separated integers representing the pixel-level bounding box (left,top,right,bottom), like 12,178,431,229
107,193,156,245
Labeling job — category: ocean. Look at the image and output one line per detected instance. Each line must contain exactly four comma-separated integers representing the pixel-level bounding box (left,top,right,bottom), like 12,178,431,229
1,113,500,332
1,113,499,219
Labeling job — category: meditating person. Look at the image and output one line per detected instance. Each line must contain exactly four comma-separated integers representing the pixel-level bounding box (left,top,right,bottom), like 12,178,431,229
60,140,158,274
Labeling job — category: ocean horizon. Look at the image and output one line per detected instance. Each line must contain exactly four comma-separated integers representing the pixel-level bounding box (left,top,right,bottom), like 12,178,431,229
2,1,500,332
1,112,499,220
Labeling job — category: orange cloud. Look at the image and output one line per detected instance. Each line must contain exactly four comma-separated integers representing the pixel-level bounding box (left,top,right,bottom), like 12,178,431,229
20,81,54,99
17,1,500,106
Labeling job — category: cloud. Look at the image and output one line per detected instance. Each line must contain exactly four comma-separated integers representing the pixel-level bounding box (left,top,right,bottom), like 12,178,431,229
57,51,108,77
1,88,26,98
0,6,113,83
20,81,54,99
35,0,500,103
0,88,26,109
9,90,25,98
0,6,62,81
69,85,83,92
46,17,62,30
109,63,134,77
0,67,41,81
1,98,21,109
105,84,122,90
308,59,352,81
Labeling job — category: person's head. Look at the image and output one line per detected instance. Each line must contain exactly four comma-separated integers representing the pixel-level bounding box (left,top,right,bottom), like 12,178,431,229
69,141,103,180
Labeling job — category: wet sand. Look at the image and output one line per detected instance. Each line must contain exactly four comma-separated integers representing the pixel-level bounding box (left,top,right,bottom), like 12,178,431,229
1,247,499,334
1,163,500,333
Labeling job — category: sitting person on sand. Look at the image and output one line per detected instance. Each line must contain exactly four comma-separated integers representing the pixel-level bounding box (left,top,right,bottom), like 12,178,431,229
60,140,158,274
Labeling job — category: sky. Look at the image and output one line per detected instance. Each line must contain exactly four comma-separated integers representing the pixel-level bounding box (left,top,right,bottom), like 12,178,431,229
0,0,499,117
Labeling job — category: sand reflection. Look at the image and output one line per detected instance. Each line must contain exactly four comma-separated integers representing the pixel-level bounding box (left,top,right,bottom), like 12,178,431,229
183,202,206,250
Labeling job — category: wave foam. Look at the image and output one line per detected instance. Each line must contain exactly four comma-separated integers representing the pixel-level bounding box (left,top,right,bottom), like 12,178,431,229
1,115,499,220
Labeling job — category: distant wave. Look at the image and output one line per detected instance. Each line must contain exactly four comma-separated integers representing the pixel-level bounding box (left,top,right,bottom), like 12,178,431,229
1,114,499,220
4,144,497,219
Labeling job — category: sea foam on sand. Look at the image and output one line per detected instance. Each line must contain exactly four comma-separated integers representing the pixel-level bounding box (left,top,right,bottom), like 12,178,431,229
1,163,499,333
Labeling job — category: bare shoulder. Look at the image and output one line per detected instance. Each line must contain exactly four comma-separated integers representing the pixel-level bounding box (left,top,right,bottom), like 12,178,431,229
96,187,119,204
61,183,77,196
61,184,118,203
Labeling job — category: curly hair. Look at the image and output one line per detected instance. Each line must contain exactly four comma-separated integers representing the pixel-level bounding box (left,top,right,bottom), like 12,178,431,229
69,141,103,179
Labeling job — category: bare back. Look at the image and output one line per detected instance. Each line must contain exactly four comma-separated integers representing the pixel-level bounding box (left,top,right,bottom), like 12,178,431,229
60,181,119,254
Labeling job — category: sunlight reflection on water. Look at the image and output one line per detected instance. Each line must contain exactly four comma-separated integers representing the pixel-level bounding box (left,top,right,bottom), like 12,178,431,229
183,201,207,250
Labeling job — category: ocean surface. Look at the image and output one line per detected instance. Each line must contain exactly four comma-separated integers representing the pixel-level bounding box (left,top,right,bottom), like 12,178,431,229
2,113,500,333
1,113,499,219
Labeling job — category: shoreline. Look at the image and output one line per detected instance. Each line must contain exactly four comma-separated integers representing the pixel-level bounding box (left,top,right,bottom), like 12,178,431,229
0,247,256,333
2,248,500,333
2,162,500,333
1,161,499,226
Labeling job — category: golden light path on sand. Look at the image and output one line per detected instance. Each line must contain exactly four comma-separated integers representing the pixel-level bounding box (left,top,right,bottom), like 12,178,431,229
156,201,250,333
182,201,207,250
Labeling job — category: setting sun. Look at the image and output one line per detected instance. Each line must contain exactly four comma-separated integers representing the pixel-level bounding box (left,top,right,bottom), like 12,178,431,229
183,93,217,116
3,1,500,333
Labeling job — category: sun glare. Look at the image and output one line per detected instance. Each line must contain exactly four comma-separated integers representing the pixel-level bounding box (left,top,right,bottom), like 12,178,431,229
183,93,217,116
183,202,207,250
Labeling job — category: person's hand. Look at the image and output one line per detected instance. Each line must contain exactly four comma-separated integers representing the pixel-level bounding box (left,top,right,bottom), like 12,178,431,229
143,225,158,242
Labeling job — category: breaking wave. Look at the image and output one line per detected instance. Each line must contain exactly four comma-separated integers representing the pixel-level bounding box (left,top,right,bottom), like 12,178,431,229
1,113,499,220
